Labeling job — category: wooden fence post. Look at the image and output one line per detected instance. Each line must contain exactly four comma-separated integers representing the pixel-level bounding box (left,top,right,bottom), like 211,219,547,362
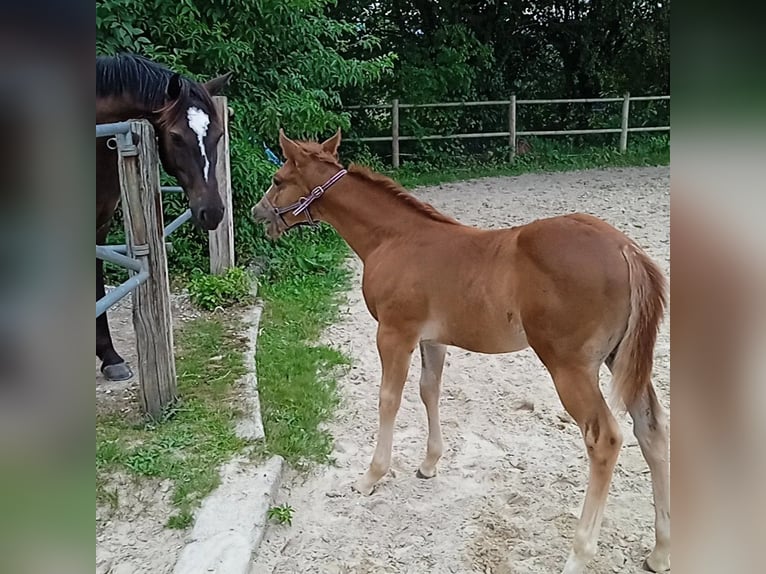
391,98,400,168
509,94,517,161
209,96,235,274
620,92,630,152
117,120,177,419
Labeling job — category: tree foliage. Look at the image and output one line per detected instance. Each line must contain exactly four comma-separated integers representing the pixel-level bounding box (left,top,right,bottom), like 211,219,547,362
97,0,395,137
97,0,669,271
97,0,395,267
333,0,669,165
333,0,669,102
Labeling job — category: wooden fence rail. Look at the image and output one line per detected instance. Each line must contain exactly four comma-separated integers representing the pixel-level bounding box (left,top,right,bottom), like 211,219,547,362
96,96,234,418
346,94,670,167
208,96,234,275
116,120,177,418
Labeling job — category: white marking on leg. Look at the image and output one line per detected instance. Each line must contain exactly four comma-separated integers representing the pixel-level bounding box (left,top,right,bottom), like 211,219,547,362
187,107,210,181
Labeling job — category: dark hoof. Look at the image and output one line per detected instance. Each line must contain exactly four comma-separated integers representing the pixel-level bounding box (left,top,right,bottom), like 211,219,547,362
415,468,435,480
102,362,133,381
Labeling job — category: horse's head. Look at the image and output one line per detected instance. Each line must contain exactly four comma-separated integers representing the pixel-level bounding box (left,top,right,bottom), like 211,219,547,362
252,129,344,239
155,72,232,231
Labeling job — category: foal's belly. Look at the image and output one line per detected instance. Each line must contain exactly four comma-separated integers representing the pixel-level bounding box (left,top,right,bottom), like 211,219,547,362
419,312,529,354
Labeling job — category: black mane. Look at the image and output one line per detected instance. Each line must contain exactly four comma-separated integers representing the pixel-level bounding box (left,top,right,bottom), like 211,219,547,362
96,53,213,118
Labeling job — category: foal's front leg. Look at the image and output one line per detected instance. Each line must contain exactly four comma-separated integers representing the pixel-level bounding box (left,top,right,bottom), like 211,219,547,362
353,323,417,495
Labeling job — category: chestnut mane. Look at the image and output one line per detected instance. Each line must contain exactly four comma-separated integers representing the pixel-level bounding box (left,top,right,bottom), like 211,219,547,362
295,140,460,226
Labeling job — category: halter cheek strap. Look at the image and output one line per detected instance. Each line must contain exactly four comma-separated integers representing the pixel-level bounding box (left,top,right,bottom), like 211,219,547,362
269,169,347,229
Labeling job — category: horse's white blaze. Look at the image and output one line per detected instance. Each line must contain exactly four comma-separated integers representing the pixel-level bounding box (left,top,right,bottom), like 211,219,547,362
187,107,210,182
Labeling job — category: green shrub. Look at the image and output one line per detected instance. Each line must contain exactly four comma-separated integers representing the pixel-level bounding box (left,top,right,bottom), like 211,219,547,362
188,266,253,311
98,0,395,276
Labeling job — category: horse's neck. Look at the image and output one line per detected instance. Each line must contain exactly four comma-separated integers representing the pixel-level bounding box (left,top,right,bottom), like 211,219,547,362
96,95,157,125
316,173,440,261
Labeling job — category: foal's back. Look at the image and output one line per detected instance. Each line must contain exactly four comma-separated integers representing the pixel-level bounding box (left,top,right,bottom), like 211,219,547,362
363,212,633,358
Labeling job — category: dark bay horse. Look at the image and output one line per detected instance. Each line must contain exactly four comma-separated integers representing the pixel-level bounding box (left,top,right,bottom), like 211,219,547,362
251,130,670,573
96,54,231,380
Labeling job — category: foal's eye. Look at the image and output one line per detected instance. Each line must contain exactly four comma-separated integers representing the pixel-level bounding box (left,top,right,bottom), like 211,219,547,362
170,132,184,144
272,178,281,187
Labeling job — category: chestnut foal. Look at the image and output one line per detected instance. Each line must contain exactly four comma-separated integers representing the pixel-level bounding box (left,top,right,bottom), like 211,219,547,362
252,129,669,574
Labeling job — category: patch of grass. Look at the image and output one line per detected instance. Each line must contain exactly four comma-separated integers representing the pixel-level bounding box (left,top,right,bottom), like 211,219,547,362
188,266,254,311
387,135,669,189
96,315,251,528
166,511,194,530
267,503,295,526
256,226,352,465
96,479,119,513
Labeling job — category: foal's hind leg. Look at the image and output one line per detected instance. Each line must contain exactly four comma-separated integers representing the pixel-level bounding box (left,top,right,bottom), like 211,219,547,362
416,341,447,479
628,384,670,572
548,363,623,574
353,324,417,495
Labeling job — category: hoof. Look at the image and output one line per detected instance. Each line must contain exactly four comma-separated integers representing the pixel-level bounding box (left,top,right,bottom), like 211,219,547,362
416,468,436,479
642,557,670,573
101,362,133,382
352,478,376,496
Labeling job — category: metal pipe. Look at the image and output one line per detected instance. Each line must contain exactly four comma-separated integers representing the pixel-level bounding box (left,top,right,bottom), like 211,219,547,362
164,209,193,237
96,270,149,317
161,186,184,193
105,243,172,254
96,246,142,273
96,122,133,138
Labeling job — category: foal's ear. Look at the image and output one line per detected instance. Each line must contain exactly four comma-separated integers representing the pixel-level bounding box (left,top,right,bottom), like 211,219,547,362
279,128,303,164
203,71,233,96
321,128,342,157
166,73,183,101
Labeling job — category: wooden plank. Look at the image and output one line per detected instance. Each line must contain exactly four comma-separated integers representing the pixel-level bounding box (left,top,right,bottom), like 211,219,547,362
346,133,510,142
629,96,670,101
347,126,663,142
209,96,234,274
345,104,390,110
344,136,394,142
509,95,517,161
517,128,622,136
620,92,631,152
399,132,511,141
117,120,177,419
516,97,623,104
345,95,668,111
628,126,671,132
399,100,512,108
391,98,400,168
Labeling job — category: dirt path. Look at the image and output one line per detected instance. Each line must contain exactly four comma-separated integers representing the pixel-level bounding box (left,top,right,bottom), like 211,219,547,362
96,292,201,574
251,166,670,574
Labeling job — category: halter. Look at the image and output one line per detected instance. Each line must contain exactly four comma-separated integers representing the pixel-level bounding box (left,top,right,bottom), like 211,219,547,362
266,169,348,230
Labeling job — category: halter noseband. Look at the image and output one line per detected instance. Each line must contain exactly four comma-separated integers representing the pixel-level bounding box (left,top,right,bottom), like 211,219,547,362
267,169,347,230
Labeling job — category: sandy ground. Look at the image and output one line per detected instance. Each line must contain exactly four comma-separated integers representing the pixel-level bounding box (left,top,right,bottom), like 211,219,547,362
251,166,670,574
96,292,202,574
